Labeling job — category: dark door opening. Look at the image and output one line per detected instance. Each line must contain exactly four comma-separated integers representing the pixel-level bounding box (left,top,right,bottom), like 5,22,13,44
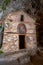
19,35,25,49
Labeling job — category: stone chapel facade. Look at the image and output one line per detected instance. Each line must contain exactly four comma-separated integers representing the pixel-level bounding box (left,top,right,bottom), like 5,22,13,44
1,10,37,52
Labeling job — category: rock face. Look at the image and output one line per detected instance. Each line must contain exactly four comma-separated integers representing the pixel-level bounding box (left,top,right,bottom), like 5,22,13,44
7,0,41,15
1,10,37,52
0,0,41,16
0,0,43,16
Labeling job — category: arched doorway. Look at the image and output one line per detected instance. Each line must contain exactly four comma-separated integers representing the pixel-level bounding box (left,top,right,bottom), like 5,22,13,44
18,23,26,49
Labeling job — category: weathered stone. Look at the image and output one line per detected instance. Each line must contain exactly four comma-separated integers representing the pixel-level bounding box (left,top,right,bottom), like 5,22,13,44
0,51,30,65
1,10,37,54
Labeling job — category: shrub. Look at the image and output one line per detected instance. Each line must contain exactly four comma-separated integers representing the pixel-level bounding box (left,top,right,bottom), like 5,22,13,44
0,50,3,55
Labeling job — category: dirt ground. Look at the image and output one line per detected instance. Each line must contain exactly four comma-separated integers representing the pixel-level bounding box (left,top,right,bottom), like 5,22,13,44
26,51,43,65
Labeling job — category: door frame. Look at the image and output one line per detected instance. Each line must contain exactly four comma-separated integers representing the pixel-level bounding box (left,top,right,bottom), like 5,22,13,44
18,34,26,49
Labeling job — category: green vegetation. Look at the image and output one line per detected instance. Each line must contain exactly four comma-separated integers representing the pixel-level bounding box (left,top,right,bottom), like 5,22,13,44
0,50,3,55
2,0,11,11
0,25,2,29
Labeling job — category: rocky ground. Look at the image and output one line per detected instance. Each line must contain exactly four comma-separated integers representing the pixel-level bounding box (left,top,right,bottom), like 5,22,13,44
0,49,31,65
0,49,43,65
26,50,43,65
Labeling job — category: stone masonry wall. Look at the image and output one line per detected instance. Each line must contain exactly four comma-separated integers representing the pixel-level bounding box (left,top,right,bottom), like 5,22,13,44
1,10,37,52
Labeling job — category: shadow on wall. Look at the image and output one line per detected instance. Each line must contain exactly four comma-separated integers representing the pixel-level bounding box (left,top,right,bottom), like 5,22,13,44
0,27,4,48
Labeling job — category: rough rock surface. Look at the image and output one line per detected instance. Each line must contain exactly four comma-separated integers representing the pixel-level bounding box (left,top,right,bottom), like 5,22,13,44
0,0,41,17
0,50,30,65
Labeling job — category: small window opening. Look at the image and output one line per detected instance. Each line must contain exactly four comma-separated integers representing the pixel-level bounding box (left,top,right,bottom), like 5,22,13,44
20,15,24,22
